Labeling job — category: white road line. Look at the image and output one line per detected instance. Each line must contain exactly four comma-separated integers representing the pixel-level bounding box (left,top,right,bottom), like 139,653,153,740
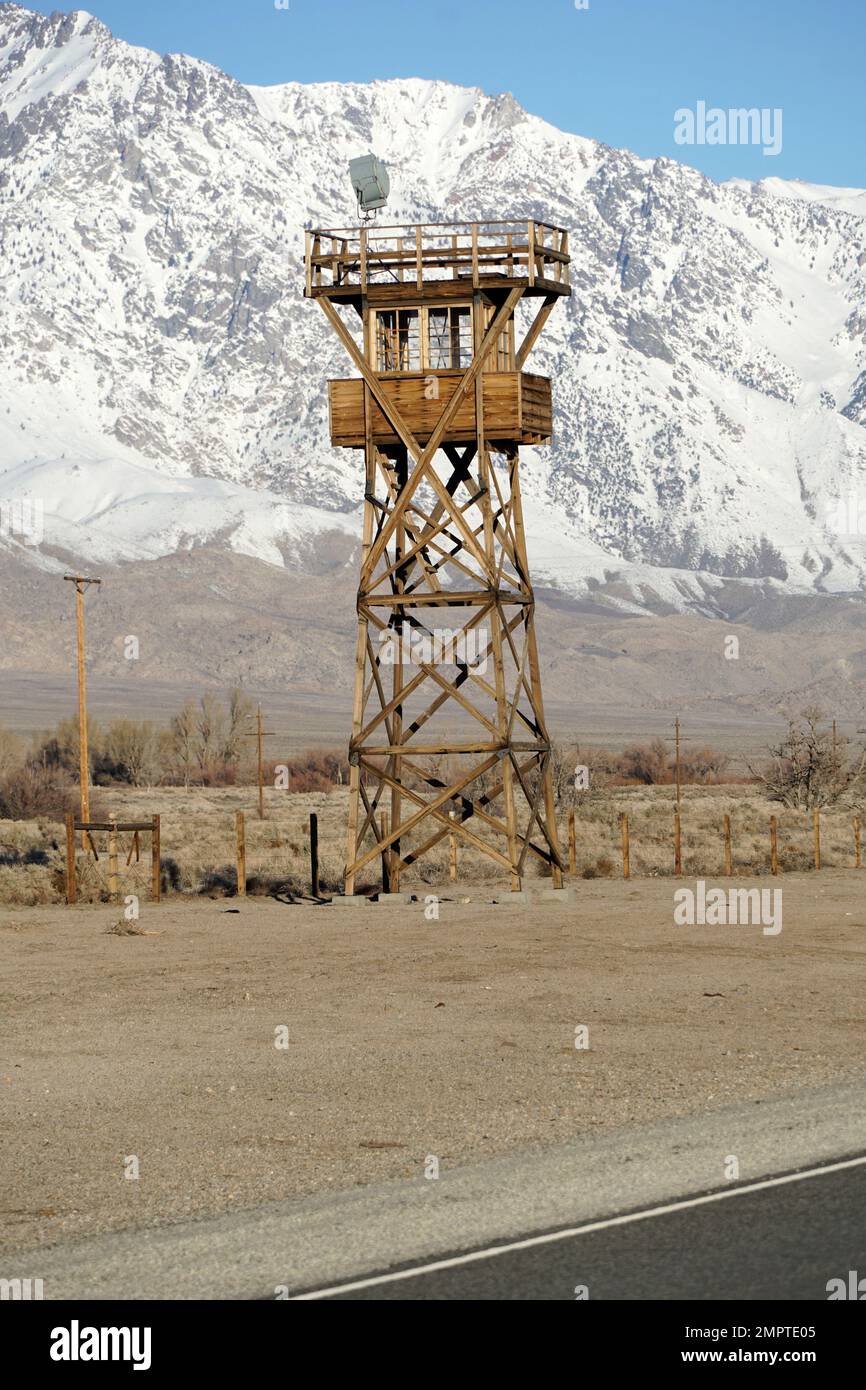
292,1152,866,1299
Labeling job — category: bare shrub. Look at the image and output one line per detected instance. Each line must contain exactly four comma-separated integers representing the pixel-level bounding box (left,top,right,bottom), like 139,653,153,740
0,766,78,820
0,863,61,905
32,715,100,777
618,738,671,785
680,746,730,783
270,749,349,794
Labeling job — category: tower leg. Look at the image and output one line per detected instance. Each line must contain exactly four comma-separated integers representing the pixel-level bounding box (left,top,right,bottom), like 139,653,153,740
507,447,565,887
344,392,377,896
389,446,408,893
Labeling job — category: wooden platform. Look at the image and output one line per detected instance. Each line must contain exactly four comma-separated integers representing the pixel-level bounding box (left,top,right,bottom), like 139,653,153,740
328,370,552,448
305,219,570,304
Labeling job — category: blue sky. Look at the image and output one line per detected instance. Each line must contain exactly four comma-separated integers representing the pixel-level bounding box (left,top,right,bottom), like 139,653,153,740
26,0,866,187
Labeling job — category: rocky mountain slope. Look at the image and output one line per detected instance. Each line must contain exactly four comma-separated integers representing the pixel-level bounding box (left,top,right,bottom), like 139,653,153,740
1,3,865,626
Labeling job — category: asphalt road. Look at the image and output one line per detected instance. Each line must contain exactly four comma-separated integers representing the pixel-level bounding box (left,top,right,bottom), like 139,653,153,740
304,1157,866,1300
11,1077,866,1300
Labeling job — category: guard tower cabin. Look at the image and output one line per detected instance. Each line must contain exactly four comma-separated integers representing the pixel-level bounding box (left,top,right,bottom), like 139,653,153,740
306,222,569,447
304,221,571,895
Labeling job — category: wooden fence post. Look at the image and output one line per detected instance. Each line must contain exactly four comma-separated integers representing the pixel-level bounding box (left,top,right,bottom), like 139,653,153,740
770,815,778,876
567,809,576,874
236,810,246,897
65,812,77,905
813,808,821,870
723,814,732,876
380,810,390,893
310,812,319,898
449,810,457,882
108,814,118,902
151,814,161,902
854,816,861,869
620,813,630,880
674,812,682,877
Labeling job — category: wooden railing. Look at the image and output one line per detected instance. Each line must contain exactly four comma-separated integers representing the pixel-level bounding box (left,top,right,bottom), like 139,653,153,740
304,220,570,296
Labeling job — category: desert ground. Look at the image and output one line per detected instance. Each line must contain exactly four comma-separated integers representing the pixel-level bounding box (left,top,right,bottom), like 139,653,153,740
2,869,865,1260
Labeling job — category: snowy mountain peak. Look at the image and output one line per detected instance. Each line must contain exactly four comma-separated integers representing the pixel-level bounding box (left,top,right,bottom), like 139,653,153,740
1,3,865,616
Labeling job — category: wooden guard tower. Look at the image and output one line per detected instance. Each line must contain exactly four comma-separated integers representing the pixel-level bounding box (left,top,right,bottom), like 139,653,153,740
304,219,571,893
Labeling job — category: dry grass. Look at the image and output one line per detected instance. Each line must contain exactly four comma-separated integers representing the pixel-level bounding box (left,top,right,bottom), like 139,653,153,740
0,782,862,906
572,784,860,878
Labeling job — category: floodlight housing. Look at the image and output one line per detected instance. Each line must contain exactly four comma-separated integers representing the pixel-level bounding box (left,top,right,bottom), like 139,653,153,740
348,152,390,218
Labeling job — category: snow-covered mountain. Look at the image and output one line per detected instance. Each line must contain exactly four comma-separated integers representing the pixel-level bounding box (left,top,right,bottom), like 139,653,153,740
2,3,866,615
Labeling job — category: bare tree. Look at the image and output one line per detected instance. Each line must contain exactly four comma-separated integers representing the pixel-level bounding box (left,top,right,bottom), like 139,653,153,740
749,707,866,809
104,720,158,787
169,700,197,788
194,695,226,780
0,723,23,779
223,686,255,767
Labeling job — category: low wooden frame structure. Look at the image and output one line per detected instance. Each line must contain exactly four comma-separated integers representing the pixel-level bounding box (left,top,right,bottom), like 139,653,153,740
65,814,160,905
305,217,571,893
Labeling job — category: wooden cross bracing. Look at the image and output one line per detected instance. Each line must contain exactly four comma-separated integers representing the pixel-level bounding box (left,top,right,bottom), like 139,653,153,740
311,224,570,893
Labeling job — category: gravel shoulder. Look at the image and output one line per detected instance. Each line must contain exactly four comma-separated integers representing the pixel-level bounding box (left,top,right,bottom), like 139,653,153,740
1,872,864,1258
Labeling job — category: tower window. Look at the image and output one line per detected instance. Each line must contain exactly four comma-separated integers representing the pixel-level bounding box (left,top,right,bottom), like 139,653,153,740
373,304,476,372
376,308,420,371
427,306,473,369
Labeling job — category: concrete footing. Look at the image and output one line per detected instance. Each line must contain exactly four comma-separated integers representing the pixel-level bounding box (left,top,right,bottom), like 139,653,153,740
329,887,575,907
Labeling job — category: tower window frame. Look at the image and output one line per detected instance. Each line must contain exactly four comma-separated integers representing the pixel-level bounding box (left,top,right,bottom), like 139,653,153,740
372,303,481,373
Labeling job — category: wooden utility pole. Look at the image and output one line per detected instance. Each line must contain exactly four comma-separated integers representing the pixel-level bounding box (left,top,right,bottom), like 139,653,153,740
664,716,693,812
242,704,276,819
620,813,630,879
63,574,100,848
770,815,778,876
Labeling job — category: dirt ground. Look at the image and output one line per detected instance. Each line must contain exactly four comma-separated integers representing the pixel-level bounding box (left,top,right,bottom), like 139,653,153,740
1,872,865,1257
